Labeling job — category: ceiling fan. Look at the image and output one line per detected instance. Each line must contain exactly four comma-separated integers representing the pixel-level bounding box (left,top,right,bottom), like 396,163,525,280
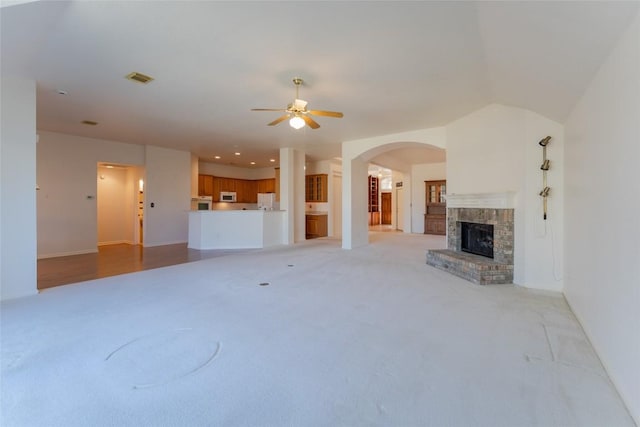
251,78,343,130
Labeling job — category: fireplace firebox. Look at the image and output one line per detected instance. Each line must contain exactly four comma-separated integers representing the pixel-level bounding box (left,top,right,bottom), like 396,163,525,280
461,222,494,259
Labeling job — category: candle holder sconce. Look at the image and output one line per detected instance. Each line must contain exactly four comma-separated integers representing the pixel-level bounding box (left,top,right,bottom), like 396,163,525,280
538,136,552,220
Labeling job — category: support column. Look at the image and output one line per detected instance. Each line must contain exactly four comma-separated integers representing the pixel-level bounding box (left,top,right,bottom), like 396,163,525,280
342,156,369,249
1,76,37,300
279,147,306,244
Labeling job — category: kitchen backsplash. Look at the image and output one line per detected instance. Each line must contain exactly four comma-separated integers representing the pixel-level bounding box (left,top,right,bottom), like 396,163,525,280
212,203,257,211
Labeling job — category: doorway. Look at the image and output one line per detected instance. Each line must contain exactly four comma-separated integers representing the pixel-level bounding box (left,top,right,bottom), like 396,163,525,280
97,163,144,246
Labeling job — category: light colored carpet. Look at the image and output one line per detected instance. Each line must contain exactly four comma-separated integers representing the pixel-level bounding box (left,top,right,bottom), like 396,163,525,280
1,232,634,426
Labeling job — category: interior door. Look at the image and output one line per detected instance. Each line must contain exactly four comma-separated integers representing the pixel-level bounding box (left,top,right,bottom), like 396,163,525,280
381,192,392,224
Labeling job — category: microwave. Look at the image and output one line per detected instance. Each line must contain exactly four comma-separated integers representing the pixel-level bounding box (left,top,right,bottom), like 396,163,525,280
220,191,237,202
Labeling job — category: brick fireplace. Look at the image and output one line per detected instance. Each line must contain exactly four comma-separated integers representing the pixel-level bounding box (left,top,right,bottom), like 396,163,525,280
426,192,514,285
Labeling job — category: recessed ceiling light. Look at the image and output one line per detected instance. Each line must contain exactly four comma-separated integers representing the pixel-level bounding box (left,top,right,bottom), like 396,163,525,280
56,89,68,95
250,161,256,165
234,152,241,156
125,71,154,84
82,120,98,126
106,165,114,169
214,156,221,159
269,159,276,162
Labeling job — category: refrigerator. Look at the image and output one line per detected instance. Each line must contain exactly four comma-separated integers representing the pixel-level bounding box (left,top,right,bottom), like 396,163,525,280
257,193,276,210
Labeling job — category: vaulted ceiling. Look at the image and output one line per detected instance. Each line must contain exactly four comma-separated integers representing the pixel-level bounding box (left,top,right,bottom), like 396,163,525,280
2,1,637,168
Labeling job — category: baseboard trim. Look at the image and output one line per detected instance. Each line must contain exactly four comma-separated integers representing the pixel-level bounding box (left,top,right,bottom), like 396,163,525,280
98,240,134,246
37,249,98,259
142,240,188,248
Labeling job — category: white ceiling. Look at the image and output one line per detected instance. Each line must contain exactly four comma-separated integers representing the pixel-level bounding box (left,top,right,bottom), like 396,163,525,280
2,1,637,170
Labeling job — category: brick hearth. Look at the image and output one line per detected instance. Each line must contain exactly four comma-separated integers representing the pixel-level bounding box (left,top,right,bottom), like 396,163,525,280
426,193,514,285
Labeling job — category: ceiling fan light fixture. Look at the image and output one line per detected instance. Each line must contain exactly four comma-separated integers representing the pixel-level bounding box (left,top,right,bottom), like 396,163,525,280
289,115,305,130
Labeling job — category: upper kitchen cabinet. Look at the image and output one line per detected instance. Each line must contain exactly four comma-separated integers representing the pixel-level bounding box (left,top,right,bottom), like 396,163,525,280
236,179,257,203
199,175,276,203
218,177,237,193
256,178,276,194
305,174,328,202
198,174,214,196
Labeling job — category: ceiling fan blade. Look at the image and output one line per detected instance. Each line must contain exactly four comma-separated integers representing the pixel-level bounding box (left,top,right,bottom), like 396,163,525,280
307,110,344,118
252,108,287,112
267,114,290,126
302,115,320,129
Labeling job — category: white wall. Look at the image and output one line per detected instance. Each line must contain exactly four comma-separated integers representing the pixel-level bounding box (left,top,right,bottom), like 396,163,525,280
37,132,192,254
36,132,145,257
446,104,564,291
0,75,37,301
410,162,446,233
144,145,191,247
564,11,640,424
198,161,275,180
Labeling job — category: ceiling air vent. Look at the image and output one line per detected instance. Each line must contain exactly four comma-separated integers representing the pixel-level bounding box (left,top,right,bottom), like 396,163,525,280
82,120,98,126
126,72,154,84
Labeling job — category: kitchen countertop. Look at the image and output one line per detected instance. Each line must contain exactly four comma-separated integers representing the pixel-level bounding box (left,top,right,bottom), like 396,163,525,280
306,211,328,215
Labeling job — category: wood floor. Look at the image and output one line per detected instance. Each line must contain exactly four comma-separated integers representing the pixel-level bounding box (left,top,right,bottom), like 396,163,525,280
37,243,251,290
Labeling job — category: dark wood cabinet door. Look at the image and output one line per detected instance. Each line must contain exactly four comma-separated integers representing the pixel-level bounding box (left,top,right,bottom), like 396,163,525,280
198,174,214,197
305,174,328,202
381,192,392,224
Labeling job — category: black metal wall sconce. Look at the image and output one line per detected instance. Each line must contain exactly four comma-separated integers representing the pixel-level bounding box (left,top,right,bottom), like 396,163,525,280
538,136,552,220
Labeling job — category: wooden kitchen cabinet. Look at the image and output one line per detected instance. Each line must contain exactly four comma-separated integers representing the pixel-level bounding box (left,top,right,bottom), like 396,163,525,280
237,179,258,203
306,214,328,239
256,178,275,194
218,177,236,193
424,180,446,235
305,174,328,202
200,175,276,203
211,177,222,201
198,174,214,196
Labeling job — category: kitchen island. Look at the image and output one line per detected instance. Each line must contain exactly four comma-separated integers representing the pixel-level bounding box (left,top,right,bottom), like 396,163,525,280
188,210,285,250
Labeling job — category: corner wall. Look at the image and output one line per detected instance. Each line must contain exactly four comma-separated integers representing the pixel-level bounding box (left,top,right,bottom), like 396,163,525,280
36,132,145,257
0,75,37,301
564,11,640,423
445,103,564,291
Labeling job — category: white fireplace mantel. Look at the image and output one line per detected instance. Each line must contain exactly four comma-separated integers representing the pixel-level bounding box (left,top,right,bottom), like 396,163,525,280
446,192,516,209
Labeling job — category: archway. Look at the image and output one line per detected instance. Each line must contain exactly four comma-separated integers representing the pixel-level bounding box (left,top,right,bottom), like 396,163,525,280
341,128,446,249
